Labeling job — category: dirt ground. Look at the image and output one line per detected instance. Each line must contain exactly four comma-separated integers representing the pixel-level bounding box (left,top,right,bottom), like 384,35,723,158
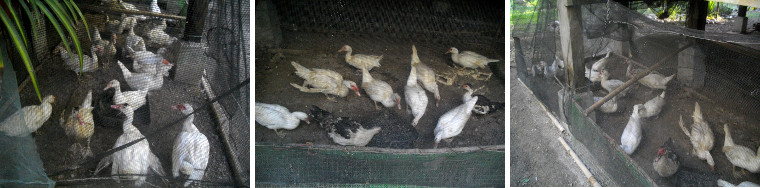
11,15,241,186
254,31,505,149
509,68,590,187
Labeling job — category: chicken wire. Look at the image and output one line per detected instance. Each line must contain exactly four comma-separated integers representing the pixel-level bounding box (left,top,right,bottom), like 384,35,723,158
256,0,505,186
1,0,249,187
513,0,760,186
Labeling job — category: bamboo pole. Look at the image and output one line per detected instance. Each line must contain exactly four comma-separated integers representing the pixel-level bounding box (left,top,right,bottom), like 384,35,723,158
78,4,186,21
558,137,602,187
583,43,693,116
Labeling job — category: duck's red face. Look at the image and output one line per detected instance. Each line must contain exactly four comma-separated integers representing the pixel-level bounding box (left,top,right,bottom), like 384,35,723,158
172,104,186,111
656,147,665,157
163,59,170,65
351,85,360,96
446,48,453,54
110,104,123,110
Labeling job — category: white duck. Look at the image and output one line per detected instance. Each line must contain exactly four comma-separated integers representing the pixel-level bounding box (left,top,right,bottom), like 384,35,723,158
117,60,164,91
290,61,360,101
146,20,178,48
124,27,147,55
586,52,611,82
717,179,760,187
54,45,100,74
722,124,760,176
600,70,630,97
620,104,643,154
104,80,148,110
129,48,172,76
411,45,440,107
255,102,310,138
95,104,165,186
594,96,622,113
361,63,400,110
171,103,210,187
0,95,55,137
434,96,479,149
338,45,382,71
639,73,675,90
404,54,428,127
639,91,666,118
678,102,715,170
446,47,499,69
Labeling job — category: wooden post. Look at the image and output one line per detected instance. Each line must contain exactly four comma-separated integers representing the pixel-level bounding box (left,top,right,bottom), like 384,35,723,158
734,5,748,33
686,0,708,30
183,0,210,42
558,0,585,90
739,6,748,17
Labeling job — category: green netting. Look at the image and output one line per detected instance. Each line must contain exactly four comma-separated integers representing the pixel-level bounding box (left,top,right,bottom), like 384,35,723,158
255,145,505,187
0,41,55,187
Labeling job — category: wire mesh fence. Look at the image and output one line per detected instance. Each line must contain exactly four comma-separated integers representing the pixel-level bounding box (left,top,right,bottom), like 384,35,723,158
255,0,505,186
1,0,249,187
512,0,760,186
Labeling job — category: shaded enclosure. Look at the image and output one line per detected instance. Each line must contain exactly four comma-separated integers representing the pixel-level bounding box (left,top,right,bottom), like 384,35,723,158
255,0,505,186
513,0,760,186
1,0,249,187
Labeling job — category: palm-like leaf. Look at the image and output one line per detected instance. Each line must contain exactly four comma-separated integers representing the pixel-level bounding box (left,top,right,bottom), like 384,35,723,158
0,0,89,102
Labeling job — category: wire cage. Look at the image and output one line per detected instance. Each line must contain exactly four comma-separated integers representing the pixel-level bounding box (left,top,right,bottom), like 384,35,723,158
255,0,505,186
0,0,249,187
513,0,760,186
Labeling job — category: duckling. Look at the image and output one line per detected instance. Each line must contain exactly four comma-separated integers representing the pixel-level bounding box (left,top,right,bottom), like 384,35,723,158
639,73,675,90
309,105,381,146
678,102,715,171
620,104,643,154
653,138,679,177
639,91,666,118
722,124,760,178
462,84,504,115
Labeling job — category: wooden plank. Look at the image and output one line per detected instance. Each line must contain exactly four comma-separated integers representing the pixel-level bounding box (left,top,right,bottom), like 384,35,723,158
709,0,760,8
686,0,708,30
78,4,186,21
559,0,586,90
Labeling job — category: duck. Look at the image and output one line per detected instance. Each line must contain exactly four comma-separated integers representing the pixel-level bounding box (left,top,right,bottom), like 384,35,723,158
599,70,630,97
404,54,428,127
309,105,381,146
434,96,479,149
722,124,760,177
338,45,382,71
653,137,679,177
625,61,646,79
119,0,147,20
255,102,310,138
594,96,623,113
124,27,147,56
462,83,504,115
116,60,164,91
620,104,643,154
104,80,148,110
95,104,165,186
678,102,715,170
171,103,210,187
446,47,499,69
54,45,100,74
91,27,117,67
639,91,666,118
0,95,55,137
411,45,440,107
360,63,400,110
289,61,360,101
146,20,178,48
129,48,172,76
717,179,760,187
586,52,611,82
60,90,95,158
639,73,675,90
542,58,563,80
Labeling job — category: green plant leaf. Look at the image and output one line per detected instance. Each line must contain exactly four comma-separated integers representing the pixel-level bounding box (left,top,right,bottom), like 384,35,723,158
0,5,42,102
42,0,85,73
5,0,28,47
18,0,38,49
64,0,89,40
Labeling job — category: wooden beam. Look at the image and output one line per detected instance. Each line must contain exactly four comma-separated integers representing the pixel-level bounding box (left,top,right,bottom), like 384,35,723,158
559,0,586,90
79,4,186,21
708,0,760,8
183,0,210,42
686,0,708,30
584,43,693,116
